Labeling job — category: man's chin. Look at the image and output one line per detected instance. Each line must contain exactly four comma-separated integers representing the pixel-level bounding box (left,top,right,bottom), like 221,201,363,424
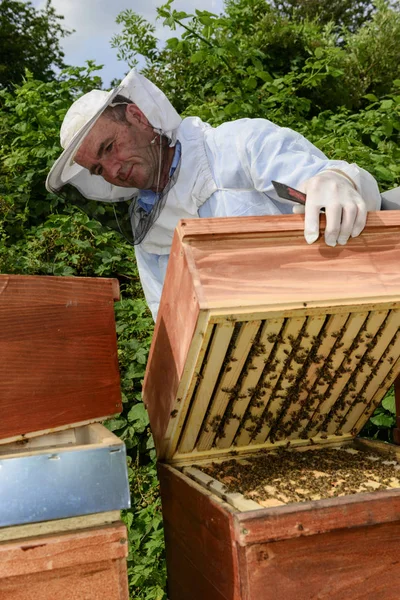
116,181,133,188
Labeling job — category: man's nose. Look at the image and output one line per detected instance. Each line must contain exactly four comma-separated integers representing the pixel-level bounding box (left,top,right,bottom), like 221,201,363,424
102,157,121,180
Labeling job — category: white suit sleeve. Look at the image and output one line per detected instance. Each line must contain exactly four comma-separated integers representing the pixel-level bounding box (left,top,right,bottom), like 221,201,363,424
241,122,380,207
134,244,168,322
257,124,381,210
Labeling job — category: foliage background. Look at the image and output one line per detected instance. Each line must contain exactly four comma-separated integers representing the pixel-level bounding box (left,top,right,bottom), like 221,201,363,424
1,0,400,597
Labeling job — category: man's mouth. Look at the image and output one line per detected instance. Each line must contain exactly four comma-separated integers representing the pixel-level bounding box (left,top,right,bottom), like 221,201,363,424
119,164,133,184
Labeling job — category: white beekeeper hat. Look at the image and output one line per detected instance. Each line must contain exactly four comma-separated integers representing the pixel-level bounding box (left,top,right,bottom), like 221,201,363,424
46,69,182,202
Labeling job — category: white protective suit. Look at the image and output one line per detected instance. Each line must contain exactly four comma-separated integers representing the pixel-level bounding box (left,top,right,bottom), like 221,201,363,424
46,70,381,322
136,115,380,320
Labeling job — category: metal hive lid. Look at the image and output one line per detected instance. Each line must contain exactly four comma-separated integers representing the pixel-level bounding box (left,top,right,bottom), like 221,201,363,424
144,213,400,463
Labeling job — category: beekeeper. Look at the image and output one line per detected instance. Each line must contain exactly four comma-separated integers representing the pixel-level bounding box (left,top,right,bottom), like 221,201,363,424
47,69,381,320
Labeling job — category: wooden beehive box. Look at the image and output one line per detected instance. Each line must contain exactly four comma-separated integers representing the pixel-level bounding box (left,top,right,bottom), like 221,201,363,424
0,274,122,442
144,212,400,600
0,521,129,600
0,275,129,599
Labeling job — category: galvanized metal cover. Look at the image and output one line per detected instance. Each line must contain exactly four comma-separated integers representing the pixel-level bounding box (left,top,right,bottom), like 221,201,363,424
0,443,130,528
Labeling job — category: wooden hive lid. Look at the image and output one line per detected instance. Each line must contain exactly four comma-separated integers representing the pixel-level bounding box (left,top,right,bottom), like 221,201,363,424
143,212,400,464
0,275,122,443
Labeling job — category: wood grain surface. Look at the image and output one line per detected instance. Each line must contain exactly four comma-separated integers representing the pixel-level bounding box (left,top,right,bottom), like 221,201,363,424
0,522,128,600
242,521,400,600
160,463,400,600
184,225,400,311
235,488,400,545
158,463,240,600
143,233,201,456
176,211,400,240
0,275,122,442
0,511,121,543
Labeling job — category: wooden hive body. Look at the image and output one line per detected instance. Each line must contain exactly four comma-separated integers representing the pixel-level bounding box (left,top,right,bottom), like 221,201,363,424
143,212,400,600
144,212,400,463
0,274,122,443
0,521,129,600
0,275,129,599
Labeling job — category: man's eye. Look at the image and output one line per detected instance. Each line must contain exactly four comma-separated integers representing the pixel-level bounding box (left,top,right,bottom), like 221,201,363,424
106,142,113,153
96,166,103,176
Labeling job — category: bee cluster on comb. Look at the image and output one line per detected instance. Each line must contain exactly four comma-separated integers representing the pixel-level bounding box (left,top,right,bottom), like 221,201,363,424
196,446,400,506
179,308,400,456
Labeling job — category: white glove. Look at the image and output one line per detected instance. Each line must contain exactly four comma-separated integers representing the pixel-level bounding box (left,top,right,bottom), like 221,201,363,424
293,170,367,247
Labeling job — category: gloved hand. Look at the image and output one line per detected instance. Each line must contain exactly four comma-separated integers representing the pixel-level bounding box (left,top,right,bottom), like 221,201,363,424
293,170,367,247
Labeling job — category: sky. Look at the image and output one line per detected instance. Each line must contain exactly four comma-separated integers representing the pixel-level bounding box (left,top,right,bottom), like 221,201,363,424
32,0,224,88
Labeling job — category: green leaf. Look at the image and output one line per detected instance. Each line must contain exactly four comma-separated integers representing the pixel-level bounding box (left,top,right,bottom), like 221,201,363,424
382,392,396,415
190,51,206,63
123,511,134,529
256,70,273,83
374,165,394,181
172,10,192,20
246,76,257,90
381,99,394,110
363,94,378,102
382,120,393,137
128,402,150,428
126,363,146,379
105,417,127,431
166,37,179,49
370,413,396,428
198,15,213,26
146,435,155,450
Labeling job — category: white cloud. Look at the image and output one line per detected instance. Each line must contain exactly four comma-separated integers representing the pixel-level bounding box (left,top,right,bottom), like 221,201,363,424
31,0,223,87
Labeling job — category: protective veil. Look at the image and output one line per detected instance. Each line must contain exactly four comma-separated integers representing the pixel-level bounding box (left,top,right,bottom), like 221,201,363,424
46,70,182,245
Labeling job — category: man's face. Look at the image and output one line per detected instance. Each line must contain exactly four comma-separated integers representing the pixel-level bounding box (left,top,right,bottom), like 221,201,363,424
74,104,172,191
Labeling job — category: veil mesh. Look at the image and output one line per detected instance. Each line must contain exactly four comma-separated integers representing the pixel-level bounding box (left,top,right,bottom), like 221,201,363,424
51,155,181,246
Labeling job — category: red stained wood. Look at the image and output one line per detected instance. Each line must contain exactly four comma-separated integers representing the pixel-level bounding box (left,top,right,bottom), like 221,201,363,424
0,275,122,441
161,466,400,600
0,523,128,600
144,236,200,455
179,216,400,311
150,213,400,596
158,463,240,600
235,488,400,545
243,521,400,600
165,530,235,600
176,211,400,240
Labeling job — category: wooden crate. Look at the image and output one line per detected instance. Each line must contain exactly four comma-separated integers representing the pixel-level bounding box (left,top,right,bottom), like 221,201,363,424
158,443,400,600
143,212,400,600
0,275,122,443
0,519,129,600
